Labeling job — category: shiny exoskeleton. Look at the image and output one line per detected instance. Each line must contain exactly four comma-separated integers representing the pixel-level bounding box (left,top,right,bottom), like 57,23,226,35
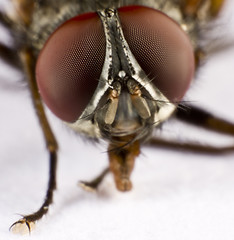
1,0,231,234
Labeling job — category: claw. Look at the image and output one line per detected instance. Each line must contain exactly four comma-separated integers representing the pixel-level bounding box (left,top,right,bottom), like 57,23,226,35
10,218,35,235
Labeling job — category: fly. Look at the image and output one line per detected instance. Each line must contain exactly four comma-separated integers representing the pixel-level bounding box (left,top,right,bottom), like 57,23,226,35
1,0,233,235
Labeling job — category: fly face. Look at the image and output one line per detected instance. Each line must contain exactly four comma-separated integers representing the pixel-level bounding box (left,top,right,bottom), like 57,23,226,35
1,0,231,235
36,5,194,190
35,6,194,136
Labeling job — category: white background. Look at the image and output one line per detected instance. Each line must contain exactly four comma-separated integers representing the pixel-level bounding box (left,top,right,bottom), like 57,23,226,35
1,1,234,240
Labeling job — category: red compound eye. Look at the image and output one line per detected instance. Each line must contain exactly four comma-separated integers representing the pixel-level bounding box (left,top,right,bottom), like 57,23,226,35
118,5,195,102
36,12,105,122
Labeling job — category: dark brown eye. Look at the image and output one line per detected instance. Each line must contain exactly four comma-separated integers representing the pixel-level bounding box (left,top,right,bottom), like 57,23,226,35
118,5,195,102
36,12,105,122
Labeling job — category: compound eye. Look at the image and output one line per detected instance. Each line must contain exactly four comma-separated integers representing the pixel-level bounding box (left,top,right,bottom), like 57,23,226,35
118,6,195,102
36,12,105,122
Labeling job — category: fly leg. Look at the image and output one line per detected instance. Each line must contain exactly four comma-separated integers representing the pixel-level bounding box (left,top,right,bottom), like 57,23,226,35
10,48,58,234
176,104,234,136
79,167,109,192
146,104,234,154
0,43,22,70
0,1,35,69
147,137,234,154
0,11,22,70
4,0,58,234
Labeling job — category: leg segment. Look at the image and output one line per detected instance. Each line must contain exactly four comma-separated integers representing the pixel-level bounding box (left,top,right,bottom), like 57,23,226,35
0,11,15,29
0,43,22,69
147,137,234,155
176,104,234,136
147,104,234,154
